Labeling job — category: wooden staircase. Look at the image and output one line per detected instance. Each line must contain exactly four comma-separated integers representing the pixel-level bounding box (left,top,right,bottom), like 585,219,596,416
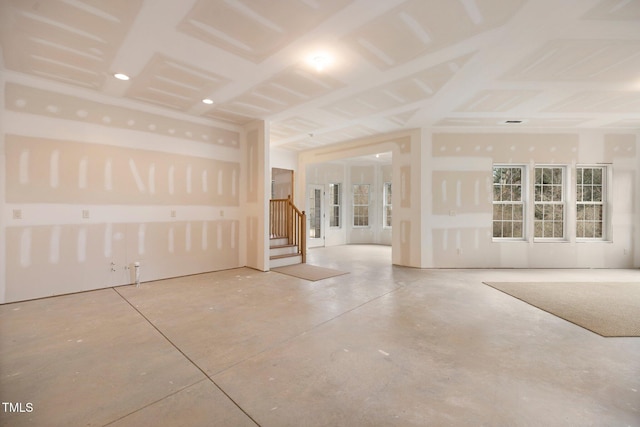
269,196,306,269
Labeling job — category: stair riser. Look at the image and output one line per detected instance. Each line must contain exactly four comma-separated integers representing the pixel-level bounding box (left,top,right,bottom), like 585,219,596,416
270,246,298,257
270,238,289,247
270,255,303,268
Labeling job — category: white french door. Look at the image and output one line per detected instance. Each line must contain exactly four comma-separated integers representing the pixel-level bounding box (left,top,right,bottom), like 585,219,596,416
307,184,325,248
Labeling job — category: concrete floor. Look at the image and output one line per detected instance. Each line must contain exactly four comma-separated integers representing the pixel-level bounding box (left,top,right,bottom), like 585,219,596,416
1,245,639,426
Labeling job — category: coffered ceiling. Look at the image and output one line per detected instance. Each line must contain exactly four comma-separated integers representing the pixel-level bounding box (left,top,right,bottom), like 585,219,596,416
1,0,639,151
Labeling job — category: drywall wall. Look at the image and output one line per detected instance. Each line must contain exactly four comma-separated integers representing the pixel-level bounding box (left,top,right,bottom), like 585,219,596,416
272,168,293,199
426,130,638,268
298,128,637,269
298,129,423,267
243,120,270,272
1,76,244,303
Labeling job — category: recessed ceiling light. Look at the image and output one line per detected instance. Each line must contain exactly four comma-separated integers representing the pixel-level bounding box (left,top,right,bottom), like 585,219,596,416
202,98,214,105
113,73,130,81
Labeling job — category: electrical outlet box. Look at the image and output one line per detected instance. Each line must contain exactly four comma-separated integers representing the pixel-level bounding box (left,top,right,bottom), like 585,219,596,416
13,209,22,219
82,209,90,219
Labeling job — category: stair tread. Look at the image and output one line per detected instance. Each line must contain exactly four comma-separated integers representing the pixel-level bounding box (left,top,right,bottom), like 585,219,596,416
270,244,297,249
270,253,301,260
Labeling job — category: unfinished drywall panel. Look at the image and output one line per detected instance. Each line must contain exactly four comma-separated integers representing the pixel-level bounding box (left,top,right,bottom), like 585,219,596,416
5,83,240,148
272,168,293,199
243,121,269,271
431,171,491,216
427,131,636,268
298,129,423,268
2,77,245,303
432,133,579,163
604,133,636,163
5,220,240,302
271,148,297,171
6,134,240,206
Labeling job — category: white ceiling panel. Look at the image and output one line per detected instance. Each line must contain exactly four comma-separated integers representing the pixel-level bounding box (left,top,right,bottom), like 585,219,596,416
582,0,640,20
544,91,640,113
435,117,591,127
217,64,346,117
342,0,525,69
454,90,541,112
177,0,353,63
323,54,473,118
270,117,325,141
125,53,231,111
2,0,639,151
0,0,143,89
504,39,640,82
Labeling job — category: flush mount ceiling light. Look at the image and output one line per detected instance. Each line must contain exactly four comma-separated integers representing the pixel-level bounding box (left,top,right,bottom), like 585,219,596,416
113,73,130,81
202,98,214,105
307,53,332,72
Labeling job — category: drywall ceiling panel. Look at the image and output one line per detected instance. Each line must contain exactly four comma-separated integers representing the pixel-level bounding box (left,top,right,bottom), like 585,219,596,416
276,124,378,150
218,65,346,117
0,0,143,89
311,125,378,144
342,0,524,69
323,54,473,118
504,39,640,82
582,0,640,20
126,54,230,111
386,108,420,126
544,91,640,113
434,117,591,127
177,0,353,63
454,90,541,112
270,117,324,140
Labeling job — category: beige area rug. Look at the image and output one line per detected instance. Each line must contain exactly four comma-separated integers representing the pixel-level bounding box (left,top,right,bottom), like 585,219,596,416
483,282,640,337
272,264,349,282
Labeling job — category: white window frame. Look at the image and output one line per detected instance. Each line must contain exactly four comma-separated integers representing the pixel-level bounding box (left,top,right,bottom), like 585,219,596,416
492,165,527,241
352,184,370,228
533,165,567,241
576,165,609,241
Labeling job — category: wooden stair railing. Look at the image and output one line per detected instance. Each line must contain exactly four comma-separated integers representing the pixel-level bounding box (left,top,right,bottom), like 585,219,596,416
269,196,306,263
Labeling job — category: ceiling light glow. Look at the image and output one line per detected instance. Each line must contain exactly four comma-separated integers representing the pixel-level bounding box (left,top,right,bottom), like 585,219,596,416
113,73,130,81
308,52,332,72
202,98,214,105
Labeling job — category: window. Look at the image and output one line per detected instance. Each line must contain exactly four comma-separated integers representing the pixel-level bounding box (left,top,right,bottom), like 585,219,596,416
329,183,341,228
492,166,525,239
534,166,565,239
383,182,392,228
352,184,370,227
576,166,605,239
